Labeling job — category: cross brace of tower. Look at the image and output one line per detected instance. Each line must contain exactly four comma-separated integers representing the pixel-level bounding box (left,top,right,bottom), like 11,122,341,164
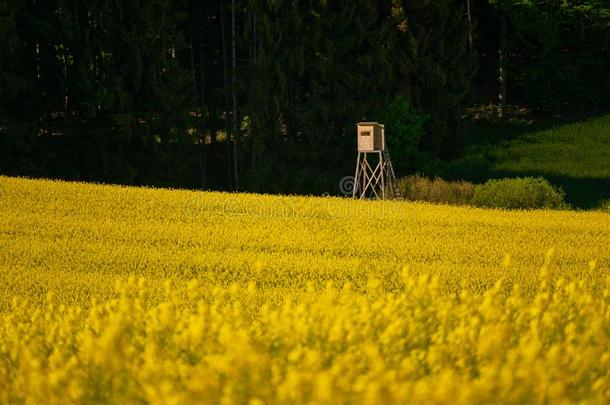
352,122,399,200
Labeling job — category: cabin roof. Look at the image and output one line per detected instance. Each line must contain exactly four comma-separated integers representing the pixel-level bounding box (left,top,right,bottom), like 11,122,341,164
357,121,384,127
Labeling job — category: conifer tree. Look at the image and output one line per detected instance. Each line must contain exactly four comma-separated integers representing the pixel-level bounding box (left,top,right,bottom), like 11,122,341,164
397,0,476,159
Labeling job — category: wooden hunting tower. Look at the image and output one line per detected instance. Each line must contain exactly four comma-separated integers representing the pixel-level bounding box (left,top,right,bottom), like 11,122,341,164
357,122,385,151
353,122,399,199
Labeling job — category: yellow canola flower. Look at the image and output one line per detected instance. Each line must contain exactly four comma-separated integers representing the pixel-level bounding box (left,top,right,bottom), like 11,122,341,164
0,176,609,403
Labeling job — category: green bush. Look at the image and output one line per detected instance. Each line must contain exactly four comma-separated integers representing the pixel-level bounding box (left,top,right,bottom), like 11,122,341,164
397,174,475,205
472,177,568,210
598,200,610,212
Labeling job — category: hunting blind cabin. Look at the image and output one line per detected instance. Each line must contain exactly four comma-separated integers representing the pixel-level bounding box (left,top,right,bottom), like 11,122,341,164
353,122,399,199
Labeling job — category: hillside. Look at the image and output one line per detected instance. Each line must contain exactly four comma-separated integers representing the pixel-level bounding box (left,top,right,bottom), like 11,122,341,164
490,115,610,180
1,177,610,403
460,114,610,208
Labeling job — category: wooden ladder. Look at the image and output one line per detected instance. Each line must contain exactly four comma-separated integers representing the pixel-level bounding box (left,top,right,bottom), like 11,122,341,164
382,149,400,198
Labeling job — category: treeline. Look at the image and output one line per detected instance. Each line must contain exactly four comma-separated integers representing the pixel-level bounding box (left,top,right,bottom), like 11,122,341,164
1,1,609,194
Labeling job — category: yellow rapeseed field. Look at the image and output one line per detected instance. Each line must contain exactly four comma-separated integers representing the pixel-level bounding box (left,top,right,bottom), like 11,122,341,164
1,176,609,404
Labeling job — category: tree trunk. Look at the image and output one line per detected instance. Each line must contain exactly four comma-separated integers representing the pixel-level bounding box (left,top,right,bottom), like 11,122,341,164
467,0,473,51
71,0,83,179
199,40,208,189
220,0,232,189
250,11,257,174
191,40,207,189
231,0,239,191
498,11,508,120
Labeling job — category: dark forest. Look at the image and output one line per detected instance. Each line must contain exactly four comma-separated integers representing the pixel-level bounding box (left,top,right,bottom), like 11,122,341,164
1,0,609,194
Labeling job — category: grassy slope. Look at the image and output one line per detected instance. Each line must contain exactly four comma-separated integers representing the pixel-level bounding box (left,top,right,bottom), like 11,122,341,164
491,114,610,178
1,176,609,308
474,114,610,208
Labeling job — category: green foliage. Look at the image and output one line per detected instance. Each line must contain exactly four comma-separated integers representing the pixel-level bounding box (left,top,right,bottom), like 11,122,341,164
440,146,494,182
397,174,475,205
456,114,610,209
244,0,399,193
380,97,426,176
398,0,477,159
472,177,568,210
484,0,610,111
518,52,610,110
1,0,609,195
598,200,610,212
490,116,610,180
396,174,571,211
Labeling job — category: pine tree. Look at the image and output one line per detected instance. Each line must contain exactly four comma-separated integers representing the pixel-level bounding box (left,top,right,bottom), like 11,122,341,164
243,0,398,193
397,0,477,159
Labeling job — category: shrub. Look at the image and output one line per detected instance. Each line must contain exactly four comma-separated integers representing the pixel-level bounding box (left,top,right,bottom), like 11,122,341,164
472,177,567,210
397,174,475,205
598,200,610,212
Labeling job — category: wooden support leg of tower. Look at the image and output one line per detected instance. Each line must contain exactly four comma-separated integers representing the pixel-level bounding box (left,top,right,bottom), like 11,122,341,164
361,153,382,199
354,122,395,200
353,153,361,198
354,150,392,200
380,152,385,199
